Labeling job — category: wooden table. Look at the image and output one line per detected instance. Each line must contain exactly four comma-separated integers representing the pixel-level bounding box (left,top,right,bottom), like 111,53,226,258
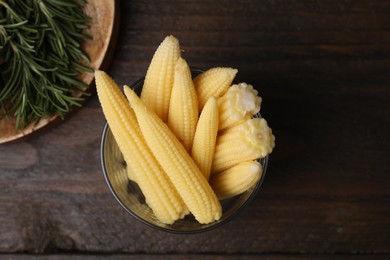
1,0,389,258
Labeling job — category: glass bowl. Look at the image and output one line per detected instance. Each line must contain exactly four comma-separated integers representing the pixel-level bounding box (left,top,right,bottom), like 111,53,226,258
100,72,269,234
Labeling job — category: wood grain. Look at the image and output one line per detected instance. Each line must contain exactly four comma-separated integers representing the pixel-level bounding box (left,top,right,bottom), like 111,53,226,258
0,0,389,257
0,254,387,260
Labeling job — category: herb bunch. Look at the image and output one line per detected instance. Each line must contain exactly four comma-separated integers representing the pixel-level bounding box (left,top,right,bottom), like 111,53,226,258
0,0,92,129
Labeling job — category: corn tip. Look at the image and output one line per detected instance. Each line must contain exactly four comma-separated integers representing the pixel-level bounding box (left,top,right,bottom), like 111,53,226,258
124,85,141,107
175,57,189,71
227,68,238,77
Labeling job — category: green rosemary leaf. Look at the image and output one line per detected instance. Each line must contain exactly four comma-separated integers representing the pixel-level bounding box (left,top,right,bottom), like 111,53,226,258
46,0,78,8
2,20,28,28
56,73,88,88
71,61,93,73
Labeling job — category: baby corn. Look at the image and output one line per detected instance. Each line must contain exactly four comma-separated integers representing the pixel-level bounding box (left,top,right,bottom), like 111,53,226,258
141,35,181,122
191,96,218,180
95,70,187,224
210,160,263,200
211,118,275,173
125,86,222,224
193,67,238,110
167,57,198,152
218,83,261,131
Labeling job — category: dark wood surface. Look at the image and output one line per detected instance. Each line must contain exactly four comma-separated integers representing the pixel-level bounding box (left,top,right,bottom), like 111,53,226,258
1,0,389,258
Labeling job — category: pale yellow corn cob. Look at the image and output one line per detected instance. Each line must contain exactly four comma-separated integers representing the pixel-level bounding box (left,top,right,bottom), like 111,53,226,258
124,86,222,224
218,82,262,131
141,35,181,122
191,96,218,180
193,67,238,110
210,160,263,200
126,164,137,183
211,118,275,173
167,57,198,151
95,70,188,224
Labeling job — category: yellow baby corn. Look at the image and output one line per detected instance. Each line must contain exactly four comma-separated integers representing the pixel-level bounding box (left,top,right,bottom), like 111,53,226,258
191,96,218,180
211,118,275,173
140,35,181,122
210,160,263,200
218,82,262,131
124,86,222,224
193,67,238,110
167,57,198,152
126,164,137,183
95,70,188,224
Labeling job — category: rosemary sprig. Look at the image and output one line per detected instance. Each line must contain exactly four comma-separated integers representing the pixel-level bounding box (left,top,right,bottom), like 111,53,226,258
0,0,92,129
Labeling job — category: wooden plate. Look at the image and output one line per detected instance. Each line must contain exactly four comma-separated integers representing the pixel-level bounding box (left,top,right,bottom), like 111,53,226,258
0,0,119,144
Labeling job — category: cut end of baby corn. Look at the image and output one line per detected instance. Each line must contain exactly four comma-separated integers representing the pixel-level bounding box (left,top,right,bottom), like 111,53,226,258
95,70,188,224
193,67,238,110
124,86,222,224
167,57,198,151
140,35,181,122
253,118,275,157
211,118,275,173
218,82,262,131
191,96,218,181
210,160,263,200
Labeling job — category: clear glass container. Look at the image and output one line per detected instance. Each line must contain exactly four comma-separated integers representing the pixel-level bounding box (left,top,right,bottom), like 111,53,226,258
100,71,269,233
